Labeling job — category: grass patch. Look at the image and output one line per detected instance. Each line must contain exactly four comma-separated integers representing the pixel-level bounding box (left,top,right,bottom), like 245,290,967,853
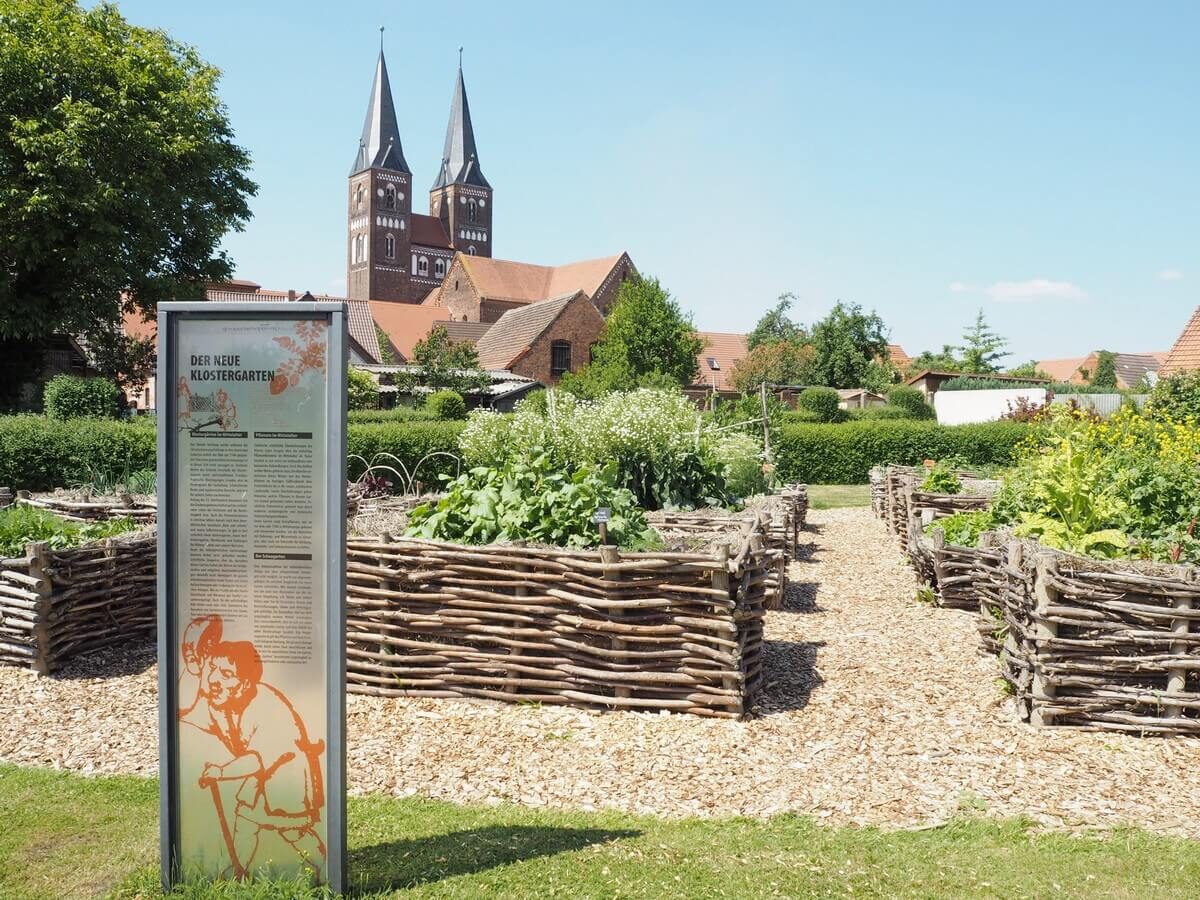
3,764,1200,897
806,484,871,509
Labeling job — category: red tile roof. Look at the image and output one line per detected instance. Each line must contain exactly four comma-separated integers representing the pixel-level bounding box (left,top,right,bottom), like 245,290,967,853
1162,306,1200,376
887,344,911,368
411,214,452,249
692,332,748,392
474,292,600,370
369,302,454,362
1037,356,1088,382
455,254,628,306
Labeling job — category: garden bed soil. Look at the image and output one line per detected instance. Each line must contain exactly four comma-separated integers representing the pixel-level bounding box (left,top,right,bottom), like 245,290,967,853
2,507,1200,836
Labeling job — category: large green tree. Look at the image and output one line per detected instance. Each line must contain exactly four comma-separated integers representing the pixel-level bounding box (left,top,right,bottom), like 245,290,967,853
729,341,815,392
747,293,805,350
561,276,702,396
956,309,1010,374
806,302,890,389
398,325,489,395
0,0,256,343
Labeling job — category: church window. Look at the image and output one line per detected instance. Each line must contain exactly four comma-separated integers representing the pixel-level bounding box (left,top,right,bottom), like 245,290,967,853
467,199,478,223
467,246,477,256
355,184,364,211
385,233,395,259
418,256,429,276
384,184,396,209
551,341,572,377
434,258,446,277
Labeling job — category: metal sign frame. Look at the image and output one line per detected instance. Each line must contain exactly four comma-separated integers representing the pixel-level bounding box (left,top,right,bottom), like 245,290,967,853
156,301,347,892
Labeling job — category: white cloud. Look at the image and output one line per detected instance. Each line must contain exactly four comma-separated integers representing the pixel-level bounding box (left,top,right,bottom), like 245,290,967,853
1159,269,1183,282
948,281,976,294
985,279,1087,302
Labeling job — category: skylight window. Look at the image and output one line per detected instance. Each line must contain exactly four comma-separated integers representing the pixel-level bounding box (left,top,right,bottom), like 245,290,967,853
707,357,720,370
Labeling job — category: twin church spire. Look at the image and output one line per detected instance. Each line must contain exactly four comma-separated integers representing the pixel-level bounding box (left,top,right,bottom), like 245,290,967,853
351,44,486,191
347,39,494,304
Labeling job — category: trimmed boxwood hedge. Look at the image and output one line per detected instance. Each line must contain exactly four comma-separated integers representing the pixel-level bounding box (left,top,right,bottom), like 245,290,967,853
0,415,466,492
774,420,1030,484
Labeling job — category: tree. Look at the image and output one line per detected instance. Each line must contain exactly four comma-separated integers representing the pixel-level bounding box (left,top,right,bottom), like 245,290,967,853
375,325,397,365
0,0,256,343
1090,350,1117,388
806,302,890,389
907,344,962,375
956,309,1010,374
747,293,805,350
562,276,702,396
398,325,489,395
346,367,379,410
729,341,815,392
1007,360,1051,380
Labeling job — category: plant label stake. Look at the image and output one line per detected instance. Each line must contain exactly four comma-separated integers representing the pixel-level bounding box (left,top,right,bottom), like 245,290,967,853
593,507,611,545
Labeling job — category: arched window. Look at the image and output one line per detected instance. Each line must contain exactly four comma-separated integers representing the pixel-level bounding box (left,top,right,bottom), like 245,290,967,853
383,184,396,209
418,256,429,276
467,246,477,256
384,233,395,259
551,340,572,377
467,198,478,223
434,258,445,278
355,184,364,211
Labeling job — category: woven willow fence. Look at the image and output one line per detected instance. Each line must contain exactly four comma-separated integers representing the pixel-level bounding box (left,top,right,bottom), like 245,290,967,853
344,518,778,718
0,530,156,673
14,491,157,524
877,463,1200,735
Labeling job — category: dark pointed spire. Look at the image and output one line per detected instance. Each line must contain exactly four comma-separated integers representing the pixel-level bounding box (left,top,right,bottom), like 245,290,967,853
351,45,410,175
432,53,490,190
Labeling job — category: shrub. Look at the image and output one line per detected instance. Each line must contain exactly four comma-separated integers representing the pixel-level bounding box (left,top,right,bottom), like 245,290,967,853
346,367,379,410
845,406,913,421
406,453,659,549
886,385,936,420
920,460,961,494
347,407,437,424
43,375,119,419
774,420,1030,484
0,415,156,491
1148,370,1200,422
713,431,766,499
346,421,466,487
796,387,843,423
426,390,467,421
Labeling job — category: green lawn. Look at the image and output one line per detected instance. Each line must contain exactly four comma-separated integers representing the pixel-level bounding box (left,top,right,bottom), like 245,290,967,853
806,484,871,509
3,765,1200,898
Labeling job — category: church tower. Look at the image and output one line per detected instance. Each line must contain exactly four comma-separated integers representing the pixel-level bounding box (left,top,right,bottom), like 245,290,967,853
348,45,413,301
430,58,493,258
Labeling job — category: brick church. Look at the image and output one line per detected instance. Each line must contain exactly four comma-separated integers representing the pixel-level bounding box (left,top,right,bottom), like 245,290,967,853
347,46,638,383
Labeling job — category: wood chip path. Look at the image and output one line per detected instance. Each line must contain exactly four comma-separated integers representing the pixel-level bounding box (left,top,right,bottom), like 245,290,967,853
2,507,1199,836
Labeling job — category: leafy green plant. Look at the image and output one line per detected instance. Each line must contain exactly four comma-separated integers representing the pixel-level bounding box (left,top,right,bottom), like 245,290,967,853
926,509,997,548
43,375,119,419
0,506,138,556
425,390,467,421
406,453,660,550
920,460,961,494
1148,370,1200,422
886,385,936,420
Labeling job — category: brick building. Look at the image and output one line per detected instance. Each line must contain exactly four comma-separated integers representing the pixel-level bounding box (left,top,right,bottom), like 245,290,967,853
472,291,604,384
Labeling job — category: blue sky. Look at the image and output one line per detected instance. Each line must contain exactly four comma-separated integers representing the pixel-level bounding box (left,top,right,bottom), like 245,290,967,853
112,1,1198,363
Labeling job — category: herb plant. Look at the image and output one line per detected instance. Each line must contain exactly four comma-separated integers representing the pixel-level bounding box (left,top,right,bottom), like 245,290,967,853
0,506,139,557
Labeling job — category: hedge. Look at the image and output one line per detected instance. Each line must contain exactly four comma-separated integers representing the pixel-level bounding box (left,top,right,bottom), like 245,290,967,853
0,415,466,492
774,420,1030,484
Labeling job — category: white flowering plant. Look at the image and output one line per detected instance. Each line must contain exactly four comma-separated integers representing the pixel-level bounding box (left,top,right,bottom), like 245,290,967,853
459,389,766,509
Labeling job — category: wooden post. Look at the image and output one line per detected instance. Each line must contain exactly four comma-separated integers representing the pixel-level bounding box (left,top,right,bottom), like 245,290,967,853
712,545,740,714
1164,571,1194,720
600,545,630,702
27,541,53,675
508,540,528,699
379,533,394,664
1030,553,1058,727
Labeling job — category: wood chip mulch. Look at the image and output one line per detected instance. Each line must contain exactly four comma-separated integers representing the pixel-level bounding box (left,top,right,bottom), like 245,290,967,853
3,506,1199,836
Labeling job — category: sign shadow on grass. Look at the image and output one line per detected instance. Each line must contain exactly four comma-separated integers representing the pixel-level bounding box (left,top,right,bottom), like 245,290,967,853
348,824,641,892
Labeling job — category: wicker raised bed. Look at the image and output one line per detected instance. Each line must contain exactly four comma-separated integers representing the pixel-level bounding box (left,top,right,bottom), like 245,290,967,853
0,530,156,673
344,515,778,719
